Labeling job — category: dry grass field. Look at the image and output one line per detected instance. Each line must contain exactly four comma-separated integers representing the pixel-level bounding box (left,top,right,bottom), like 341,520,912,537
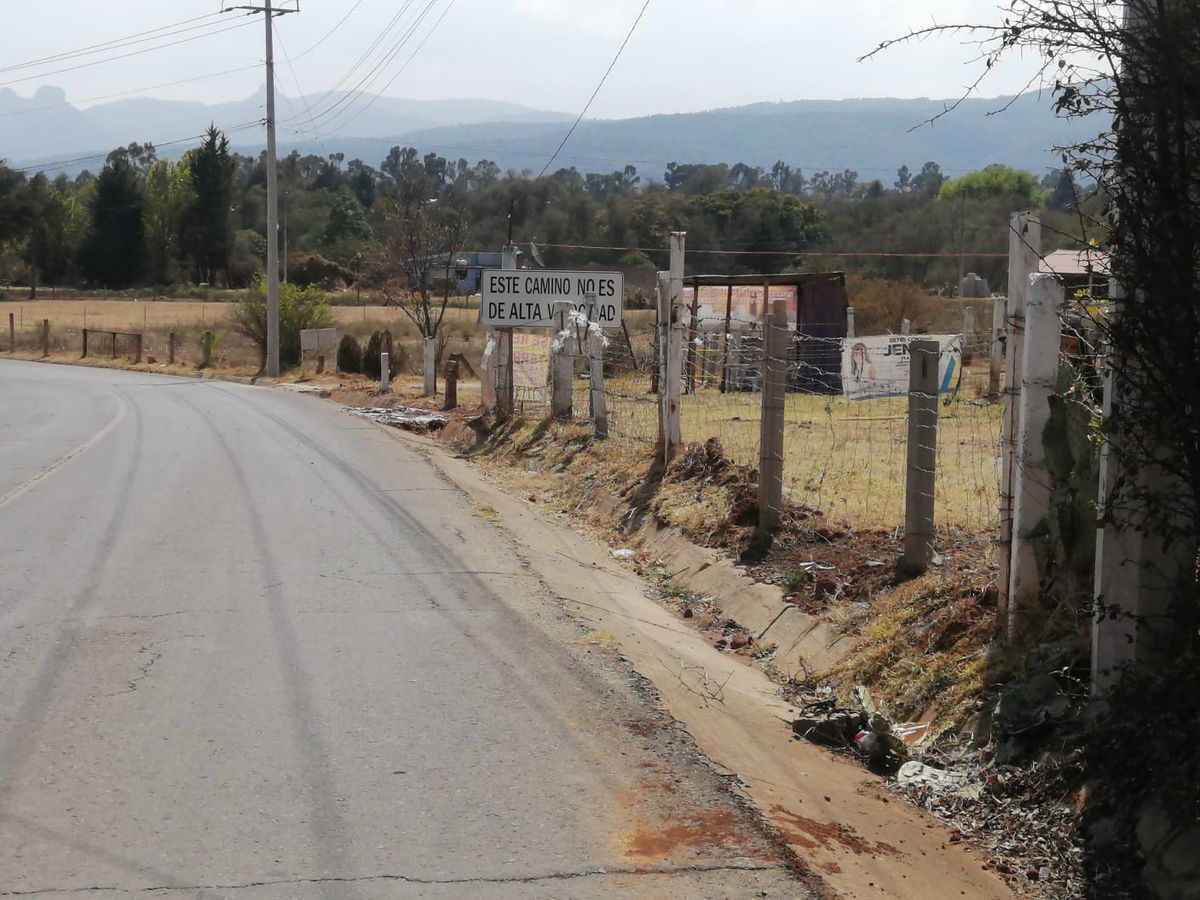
600,370,1001,533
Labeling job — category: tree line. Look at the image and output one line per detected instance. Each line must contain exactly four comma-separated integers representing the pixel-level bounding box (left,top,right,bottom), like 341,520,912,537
0,125,1091,296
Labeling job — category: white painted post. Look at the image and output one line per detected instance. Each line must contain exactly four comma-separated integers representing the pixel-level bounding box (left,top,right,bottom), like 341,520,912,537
997,211,1041,637
900,318,912,335
963,306,976,343
1007,274,1063,642
481,333,497,410
422,336,436,396
758,298,788,531
902,340,940,575
589,327,608,439
551,301,574,420
380,352,391,394
846,305,856,339
658,233,685,462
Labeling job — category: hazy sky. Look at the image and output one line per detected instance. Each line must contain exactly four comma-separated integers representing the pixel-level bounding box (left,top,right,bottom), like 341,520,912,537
5,1,1045,118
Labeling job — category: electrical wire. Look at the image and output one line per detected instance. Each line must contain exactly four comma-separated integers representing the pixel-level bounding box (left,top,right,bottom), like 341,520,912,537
326,0,458,135
0,67,261,119
0,12,226,74
537,0,653,178
13,120,265,174
285,0,440,133
288,0,370,61
0,19,259,90
284,0,420,124
535,241,1008,258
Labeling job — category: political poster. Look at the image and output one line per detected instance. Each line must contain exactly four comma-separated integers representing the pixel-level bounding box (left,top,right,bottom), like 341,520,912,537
692,285,798,327
512,332,552,389
841,334,963,401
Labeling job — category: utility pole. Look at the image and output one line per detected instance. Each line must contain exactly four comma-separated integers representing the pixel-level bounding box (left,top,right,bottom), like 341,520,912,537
223,1,298,377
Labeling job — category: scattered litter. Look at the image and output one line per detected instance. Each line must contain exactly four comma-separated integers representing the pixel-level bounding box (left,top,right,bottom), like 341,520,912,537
611,549,636,560
896,761,981,798
349,406,449,432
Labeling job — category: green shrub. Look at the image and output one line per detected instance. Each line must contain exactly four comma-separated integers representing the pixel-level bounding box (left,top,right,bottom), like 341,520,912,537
197,330,218,369
363,330,402,379
337,334,363,373
230,279,333,370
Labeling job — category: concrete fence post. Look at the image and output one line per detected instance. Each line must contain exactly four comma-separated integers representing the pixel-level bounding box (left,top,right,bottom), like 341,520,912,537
134,333,143,364
41,319,49,358
481,332,497,412
989,295,1006,401
758,298,788,532
962,306,977,363
589,328,608,439
997,212,1042,636
846,305,856,339
168,332,176,365
82,328,90,359
8,313,13,353
900,318,912,336
380,352,391,394
422,336,436,396
1007,274,1063,642
658,232,685,462
901,340,940,575
551,302,574,420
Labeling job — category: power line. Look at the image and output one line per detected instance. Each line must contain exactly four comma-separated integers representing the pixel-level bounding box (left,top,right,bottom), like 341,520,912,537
284,0,420,125
289,0,370,61
12,120,265,174
323,0,458,135
536,241,1008,258
538,0,653,178
285,0,440,133
0,19,259,90
0,12,226,74
0,66,261,119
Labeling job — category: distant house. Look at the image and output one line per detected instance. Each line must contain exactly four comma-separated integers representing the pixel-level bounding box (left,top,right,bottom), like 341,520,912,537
442,251,509,294
1041,248,1111,297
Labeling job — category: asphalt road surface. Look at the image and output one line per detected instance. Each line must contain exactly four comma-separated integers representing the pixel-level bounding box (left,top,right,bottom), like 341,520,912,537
0,360,805,899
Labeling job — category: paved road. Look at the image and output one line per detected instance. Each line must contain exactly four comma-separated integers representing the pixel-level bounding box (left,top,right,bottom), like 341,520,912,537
0,360,803,899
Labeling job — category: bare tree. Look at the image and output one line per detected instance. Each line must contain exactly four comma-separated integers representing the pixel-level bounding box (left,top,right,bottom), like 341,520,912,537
379,148,471,389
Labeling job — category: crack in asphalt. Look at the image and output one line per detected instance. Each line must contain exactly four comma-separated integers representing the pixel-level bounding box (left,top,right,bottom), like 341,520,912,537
0,862,782,896
106,647,162,697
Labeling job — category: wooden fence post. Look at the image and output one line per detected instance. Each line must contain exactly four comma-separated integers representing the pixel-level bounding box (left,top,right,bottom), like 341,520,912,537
443,359,459,411
41,319,49,357
1007,273,1063,642
758,298,788,531
657,233,685,462
902,340,941,575
997,212,1042,635
82,328,89,359
685,284,700,393
589,328,608,439
551,302,574,420
720,283,734,393
8,313,13,353
168,332,176,365
134,333,143,364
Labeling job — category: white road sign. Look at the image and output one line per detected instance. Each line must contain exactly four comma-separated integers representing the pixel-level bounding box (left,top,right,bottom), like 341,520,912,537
481,270,624,329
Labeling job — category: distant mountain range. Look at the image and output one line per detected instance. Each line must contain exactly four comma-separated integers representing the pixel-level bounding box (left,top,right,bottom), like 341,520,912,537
3,86,1098,180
